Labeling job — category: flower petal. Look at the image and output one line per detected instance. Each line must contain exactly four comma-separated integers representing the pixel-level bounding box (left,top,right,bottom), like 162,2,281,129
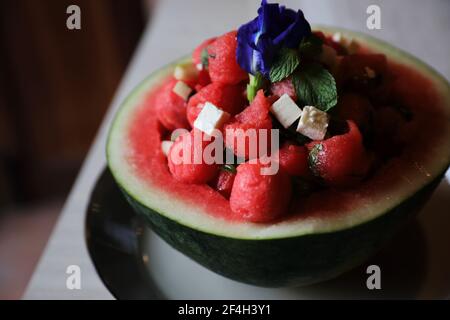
236,18,259,73
236,1,311,77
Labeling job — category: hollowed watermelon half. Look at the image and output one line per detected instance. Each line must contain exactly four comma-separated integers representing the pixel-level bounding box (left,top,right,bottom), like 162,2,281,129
107,27,450,287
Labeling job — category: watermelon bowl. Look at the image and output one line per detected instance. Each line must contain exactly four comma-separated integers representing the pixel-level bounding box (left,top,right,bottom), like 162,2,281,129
106,26,450,287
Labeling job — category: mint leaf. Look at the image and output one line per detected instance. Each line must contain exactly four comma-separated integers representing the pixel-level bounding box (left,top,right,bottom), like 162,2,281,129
308,143,323,177
292,63,337,111
221,164,237,174
269,48,300,83
299,34,323,58
201,47,209,68
246,72,265,102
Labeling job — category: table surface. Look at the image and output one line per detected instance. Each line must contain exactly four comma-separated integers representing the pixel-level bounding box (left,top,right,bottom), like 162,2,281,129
24,0,450,299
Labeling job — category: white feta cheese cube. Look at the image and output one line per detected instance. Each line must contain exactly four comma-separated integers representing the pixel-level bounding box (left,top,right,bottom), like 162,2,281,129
296,106,329,140
270,94,302,128
193,102,230,136
174,63,199,82
172,81,192,101
332,32,359,54
161,140,174,156
332,32,343,43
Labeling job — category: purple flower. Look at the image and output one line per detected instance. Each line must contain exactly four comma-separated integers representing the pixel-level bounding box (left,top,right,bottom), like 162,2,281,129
237,0,311,77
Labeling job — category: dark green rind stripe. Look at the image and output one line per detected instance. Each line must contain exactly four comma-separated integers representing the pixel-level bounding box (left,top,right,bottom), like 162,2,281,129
121,175,441,287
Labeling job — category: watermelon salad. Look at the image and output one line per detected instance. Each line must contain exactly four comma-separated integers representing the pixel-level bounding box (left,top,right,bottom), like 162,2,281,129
107,1,450,286
149,1,416,223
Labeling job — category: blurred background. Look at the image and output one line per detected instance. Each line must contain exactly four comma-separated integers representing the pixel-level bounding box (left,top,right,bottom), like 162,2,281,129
0,0,151,299
1,0,449,300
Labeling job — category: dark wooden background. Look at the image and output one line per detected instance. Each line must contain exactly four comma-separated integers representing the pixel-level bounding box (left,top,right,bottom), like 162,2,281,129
0,0,147,206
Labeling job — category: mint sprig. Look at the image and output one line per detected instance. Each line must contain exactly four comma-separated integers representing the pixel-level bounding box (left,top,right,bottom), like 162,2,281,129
269,48,300,83
292,63,337,112
308,143,323,177
201,47,209,68
221,164,237,174
247,72,265,102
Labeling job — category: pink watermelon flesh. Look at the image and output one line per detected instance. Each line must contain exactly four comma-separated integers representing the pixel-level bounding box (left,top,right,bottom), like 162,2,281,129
153,78,190,130
212,170,235,199
192,37,216,66
167,129,219,184
223,90,274,159
270,77,297,101
208,31,248,85
230,162,292,223
127,58,448,223
186,82,247,127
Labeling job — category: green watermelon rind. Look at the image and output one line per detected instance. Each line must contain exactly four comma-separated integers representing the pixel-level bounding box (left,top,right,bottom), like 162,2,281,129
106,27,450,287
123,176,440,287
